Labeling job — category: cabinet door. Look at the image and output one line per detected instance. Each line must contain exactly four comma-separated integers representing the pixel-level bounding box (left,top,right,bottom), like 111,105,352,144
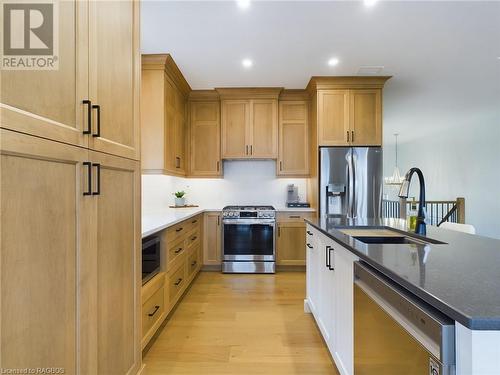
189,101,221,177
306,226,318,312
0,130,90,374
318,90,350,146
278,101,309,176
164,77,178,173
250,99,278,158
277,222,306,266
334,246,358,375
90,151,141,375
89,0,140,160
174,90,186,174
0,1,88,148
349,89,382,146
221,100,250,158
203,213,221,266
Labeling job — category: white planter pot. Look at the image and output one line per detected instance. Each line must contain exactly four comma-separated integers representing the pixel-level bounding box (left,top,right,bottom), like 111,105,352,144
174,197,186,206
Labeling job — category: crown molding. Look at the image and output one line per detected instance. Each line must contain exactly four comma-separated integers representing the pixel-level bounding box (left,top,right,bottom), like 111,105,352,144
215,87,283,100
142,53,191,96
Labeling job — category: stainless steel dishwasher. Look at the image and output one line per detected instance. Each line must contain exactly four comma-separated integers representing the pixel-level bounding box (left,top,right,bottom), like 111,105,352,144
354,262,455,375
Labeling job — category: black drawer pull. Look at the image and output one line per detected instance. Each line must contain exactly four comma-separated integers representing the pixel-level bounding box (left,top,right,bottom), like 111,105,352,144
92,163,100,195
176,227,183,233
148,305,160,317
174,278,183,286
306,243,313,249
92,104,100,137
174,247,183,254
289,215,301,219
192,219,198,224
83,162,92,196
191,261,197,267
82,100,92,134
307,231,313,236
191,236,197,241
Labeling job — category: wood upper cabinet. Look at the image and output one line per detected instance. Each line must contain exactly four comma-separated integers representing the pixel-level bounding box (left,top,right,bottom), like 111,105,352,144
220,91,279,159
141,54,190,176
250,100,278,158
203,212,222,266
0,1,89,148
0,1,140,160
189,99,222,177
311,77,389,147
349,89,382,146
317,90,350,146
278,100,309,176
221,100,250,158
90,151,141,375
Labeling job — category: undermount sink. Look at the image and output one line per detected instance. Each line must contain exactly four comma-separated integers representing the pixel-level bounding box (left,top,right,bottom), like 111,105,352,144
338,228,447,245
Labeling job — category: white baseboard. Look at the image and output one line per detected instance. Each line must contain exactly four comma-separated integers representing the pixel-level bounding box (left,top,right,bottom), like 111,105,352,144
304,298,312,313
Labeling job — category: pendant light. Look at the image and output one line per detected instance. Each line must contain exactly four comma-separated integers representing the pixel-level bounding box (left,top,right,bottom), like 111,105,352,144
384,133,404,185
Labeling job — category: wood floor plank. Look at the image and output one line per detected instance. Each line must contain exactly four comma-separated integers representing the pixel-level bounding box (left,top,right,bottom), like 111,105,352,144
143,272,339,375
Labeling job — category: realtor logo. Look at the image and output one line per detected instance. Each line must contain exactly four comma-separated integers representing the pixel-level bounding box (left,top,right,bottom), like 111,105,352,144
1,0,59,70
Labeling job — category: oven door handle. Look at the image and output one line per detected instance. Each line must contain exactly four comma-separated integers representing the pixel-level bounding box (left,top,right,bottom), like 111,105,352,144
222,219,276,226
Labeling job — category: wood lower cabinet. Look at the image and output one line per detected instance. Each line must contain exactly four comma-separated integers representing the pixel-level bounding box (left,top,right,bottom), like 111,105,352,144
277,222,306,266
203,212,222,266
0,130,141,374
278,100,309,176
91,151,141,375
188,99,222,177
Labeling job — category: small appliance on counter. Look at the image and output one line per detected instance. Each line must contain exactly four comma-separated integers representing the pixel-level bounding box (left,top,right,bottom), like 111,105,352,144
286,184,310,208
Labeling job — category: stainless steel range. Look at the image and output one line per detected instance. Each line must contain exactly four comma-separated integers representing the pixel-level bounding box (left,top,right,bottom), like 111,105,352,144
222,205,276,274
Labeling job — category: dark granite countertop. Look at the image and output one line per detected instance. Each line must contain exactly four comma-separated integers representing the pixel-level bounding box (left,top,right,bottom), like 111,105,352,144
305,216,500,330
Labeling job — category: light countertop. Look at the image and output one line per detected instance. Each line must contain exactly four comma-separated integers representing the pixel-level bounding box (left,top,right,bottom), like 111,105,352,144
142,206,316,237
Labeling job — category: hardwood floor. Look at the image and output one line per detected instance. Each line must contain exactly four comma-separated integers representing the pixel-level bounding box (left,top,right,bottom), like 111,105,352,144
143,271,339,375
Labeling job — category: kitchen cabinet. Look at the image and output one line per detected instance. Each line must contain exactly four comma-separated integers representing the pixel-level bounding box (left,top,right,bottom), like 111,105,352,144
141,273,167,350
0,130,142,375
219,89,280,159
141,54,190,175
0,1,140,160
277,222,306,266
306,224,359,375
278,100,310,176
203,212,222,266
188,96,222,177
317,90,350,146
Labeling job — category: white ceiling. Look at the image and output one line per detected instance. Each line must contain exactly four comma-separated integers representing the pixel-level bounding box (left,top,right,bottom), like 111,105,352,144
141,0,500,90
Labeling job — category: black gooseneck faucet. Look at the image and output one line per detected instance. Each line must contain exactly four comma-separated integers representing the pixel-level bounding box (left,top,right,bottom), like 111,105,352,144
398,167,427,235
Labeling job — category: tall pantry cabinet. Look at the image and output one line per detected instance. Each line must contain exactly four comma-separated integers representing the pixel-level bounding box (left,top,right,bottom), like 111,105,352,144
0,1,142,374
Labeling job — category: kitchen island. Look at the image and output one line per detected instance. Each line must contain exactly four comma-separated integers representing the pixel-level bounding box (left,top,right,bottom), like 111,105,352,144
305,216,500,375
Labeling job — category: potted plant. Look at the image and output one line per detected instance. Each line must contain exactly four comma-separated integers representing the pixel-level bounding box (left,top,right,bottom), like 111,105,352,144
173,191,186,207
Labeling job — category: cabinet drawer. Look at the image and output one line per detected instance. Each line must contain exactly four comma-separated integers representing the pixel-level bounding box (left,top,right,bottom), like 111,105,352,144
167,236,186,269
277,211,316,223
168,261,186,304
186,215,201,231
187,246,200,279
142,286,165,339
186,227,201,250
166,220,189,241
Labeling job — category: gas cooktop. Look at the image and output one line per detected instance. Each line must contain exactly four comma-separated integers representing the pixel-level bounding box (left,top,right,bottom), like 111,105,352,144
223,205,275,211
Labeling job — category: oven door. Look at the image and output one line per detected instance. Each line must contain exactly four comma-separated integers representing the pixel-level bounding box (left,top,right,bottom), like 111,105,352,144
223,219,275,261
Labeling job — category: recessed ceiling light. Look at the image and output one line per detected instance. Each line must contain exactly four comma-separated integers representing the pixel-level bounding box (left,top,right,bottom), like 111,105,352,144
328,58,339,67
364,0,377,7
237,0,251,9
242,58,253,68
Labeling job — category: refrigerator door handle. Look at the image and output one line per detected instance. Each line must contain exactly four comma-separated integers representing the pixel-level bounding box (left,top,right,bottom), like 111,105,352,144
347,149,354,218
352,149,357,218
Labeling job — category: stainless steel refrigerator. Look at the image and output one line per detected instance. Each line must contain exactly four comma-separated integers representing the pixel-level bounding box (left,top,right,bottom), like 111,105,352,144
319,147,383,218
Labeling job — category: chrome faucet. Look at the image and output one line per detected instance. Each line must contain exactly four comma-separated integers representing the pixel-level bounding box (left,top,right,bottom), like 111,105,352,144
398,167,427,235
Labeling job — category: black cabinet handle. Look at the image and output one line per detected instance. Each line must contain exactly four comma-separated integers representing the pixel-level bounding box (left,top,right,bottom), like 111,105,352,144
306,243,313,249
280,161,282,171
175,157,181,168
192,219,198,224
289,215,301,219
191,261,197,267
174,247,183,254
307,231,313,236
216,161,220,171
92,163,100,195
325,245,329,268
328,246,334,271
347,131,350,143
250,145,253,155
174,278,183,286
191,236,197,241
83,162,92,196
351,130,354,143
82,100,92,134
176,227,183,233
92,104,100,137
148,305,160,317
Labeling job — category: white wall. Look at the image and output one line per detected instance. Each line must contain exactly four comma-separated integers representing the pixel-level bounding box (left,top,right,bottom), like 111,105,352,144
142,160,308,213
383,76,500,239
